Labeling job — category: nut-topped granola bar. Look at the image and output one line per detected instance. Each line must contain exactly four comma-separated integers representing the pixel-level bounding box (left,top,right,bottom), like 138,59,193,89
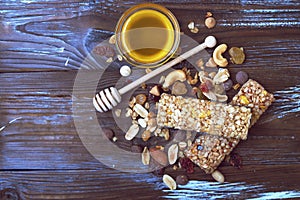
231,79,275,126
157,93,252,140
184,134,239,174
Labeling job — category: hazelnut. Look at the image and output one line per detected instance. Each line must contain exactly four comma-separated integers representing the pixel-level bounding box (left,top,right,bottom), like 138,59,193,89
223,79,233,91
205,17,216,29
176,175,189,185
135,94,147,105
236,71,249,85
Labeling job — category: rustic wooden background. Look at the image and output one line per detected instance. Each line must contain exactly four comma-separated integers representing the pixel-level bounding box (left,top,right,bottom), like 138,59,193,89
0,0,299,199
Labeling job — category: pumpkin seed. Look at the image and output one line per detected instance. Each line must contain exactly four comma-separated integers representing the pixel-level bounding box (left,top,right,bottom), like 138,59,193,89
125,124,139,140
142,147,150,165
163,174,177,190
168,144,179,165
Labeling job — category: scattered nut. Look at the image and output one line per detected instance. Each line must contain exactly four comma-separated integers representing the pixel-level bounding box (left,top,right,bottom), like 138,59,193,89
168,144,179,165
109,34,116,44
190,27,199,33
214,84,225,94
129,97,136,108
196,58,204,68
145,68,152,74
135,94,147,105
216,93,228,102
106,57,113,63
117,54,123,61
149,85,161,96
178,142,187,150
138,118,147,128
213,68,230,84
142,130,151,141
148,112,156,119
209,72,217,79
212,170,225,183
188,21,195,30
159,76,166,84
187,73,199,85
171,82,188,95
205,17,216,29
213,44,228,67
176,175,189,185
142,147,150,165
133,104,149,118
203,90,217,101
141,82,147,90
150,148,168,166
229,47,245,64
114,109,121,117
112,136,118,142
164,129,170,141
233,83,241,90
163,174,177,190
223,79,233,91
206,11,213,17
236,71,249,85
131,111,138,120
144,102,150,109
206,57,217,67
120,65,131,77
125,124,139,140
163,70,186,88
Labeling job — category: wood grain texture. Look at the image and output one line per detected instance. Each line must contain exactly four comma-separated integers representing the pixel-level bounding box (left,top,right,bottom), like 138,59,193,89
0,0,300,199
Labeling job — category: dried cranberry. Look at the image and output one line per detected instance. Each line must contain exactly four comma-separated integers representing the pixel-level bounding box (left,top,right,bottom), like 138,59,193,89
148,94,161,102
179,157,195,174
229,153,243,169
199,83,209,93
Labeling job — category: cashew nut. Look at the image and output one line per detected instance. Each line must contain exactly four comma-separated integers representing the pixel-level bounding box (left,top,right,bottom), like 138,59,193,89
213,44,228,67
163,70,186,88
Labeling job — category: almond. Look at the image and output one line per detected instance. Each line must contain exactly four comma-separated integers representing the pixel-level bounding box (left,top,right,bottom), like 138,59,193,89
150,148,168,166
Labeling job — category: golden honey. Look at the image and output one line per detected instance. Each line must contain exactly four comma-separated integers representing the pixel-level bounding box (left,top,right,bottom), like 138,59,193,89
115,3,180,67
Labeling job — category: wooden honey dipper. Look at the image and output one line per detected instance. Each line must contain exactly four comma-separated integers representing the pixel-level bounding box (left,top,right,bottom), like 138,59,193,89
93,36,217,112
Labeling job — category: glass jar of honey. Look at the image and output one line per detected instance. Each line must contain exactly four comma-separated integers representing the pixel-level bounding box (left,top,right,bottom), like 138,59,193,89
115,3,180,68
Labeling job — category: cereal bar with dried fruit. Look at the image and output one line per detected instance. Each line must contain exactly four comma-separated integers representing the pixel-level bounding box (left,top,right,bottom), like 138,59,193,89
157,93,252,140
184,134,239,174
231,79,275,126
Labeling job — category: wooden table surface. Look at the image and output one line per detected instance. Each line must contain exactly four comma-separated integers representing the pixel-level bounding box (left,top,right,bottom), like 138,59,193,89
0,1,299,199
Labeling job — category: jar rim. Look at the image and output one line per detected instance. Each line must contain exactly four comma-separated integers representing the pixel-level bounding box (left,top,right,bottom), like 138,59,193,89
115,3,181,68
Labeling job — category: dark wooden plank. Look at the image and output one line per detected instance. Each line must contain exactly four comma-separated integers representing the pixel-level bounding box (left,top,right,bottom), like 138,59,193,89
0,1,299,71
0,165,299,200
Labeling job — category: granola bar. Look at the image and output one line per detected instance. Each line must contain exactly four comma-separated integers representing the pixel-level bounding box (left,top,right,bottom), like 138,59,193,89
231,79,275,126
184,134,239,174
185,80,274,174
157,93,252,140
